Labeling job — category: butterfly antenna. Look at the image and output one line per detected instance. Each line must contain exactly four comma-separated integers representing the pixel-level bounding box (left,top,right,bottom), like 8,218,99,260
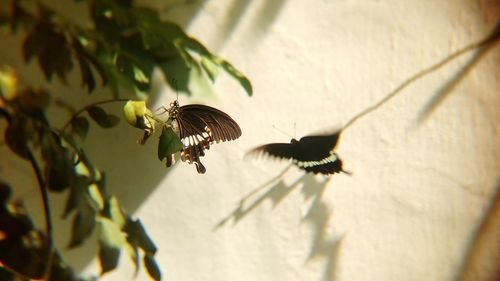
272,125,294,140
171,78,179,101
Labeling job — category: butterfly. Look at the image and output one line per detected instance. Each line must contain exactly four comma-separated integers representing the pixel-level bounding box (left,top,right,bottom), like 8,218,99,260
166,100,242,174
250,130,348,175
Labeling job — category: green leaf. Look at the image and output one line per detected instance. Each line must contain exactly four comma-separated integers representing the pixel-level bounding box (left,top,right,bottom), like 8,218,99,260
220,60,253,96
201,57,219,82
62,176,89,218
88,183,105,211
144,254,161,281
124,219,157,254
124,242,139,276
98,217,126,274
71,116,90,140
182,37,252,96
68,199,96,248
24,20,73,82
157,126,182,161
106,196,126,229
158,57,191,95
87,106,120,128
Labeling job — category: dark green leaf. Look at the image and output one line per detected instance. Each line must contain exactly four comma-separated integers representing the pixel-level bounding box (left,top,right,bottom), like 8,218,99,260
62,176,89,218
5,115,34,159
71,116,90,140
41,130,75,192
75,48,96,92
98,218,126,274
158,57,191,94
0,181,11,205
124,219,157,254
157,126,182,161
68,199,96,248
0,197,47,279
87,106,120,128
0,230,49,279
99,246,121,275
47,252,79,281
15,88,50,112
22,22,48,63
144,254,161,281
0,267,16,281
24,20,73,82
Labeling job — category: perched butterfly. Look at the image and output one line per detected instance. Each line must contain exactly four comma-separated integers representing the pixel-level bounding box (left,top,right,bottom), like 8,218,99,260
250,130,348,175
166,100,242,174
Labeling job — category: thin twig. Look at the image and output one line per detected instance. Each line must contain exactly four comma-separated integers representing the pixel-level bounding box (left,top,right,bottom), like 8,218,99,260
342,24,500,131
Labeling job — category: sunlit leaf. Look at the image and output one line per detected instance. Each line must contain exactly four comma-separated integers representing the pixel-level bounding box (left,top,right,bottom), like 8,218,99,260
158,126,182,162
98,217,126,274
88,183,105,211
144,254,161,281
0,66,18,100
123,100,151,128
124,242,139,276
104,196,126,229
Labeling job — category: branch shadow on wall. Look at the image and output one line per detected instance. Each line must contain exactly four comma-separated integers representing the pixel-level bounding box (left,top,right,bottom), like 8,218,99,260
452,181,500,281
215,167,344,281
417,23,500,124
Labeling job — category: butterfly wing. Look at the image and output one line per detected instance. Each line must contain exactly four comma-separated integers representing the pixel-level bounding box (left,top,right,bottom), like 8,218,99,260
250,142,298,160
295,131,340,161
251,130,344,175
175,104,242,173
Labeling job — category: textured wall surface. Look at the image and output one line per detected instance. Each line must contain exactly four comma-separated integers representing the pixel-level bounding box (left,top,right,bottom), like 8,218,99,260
1,0,499,281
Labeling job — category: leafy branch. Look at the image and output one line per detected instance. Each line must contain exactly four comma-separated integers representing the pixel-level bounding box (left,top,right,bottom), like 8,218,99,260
0,0,253,280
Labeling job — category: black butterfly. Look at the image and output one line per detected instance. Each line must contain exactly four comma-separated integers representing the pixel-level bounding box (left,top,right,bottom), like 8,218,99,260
166,100,242,174
250,130,348,175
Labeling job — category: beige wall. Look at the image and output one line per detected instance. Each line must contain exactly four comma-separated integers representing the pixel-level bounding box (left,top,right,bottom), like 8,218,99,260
1,0,499,281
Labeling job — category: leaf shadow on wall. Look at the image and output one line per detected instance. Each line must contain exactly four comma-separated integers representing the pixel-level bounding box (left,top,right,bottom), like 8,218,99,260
163,0,288,51
215,168,344,281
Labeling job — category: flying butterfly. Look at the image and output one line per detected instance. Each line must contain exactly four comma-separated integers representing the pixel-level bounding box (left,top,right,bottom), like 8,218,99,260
250,130,348,175
165,100,242,174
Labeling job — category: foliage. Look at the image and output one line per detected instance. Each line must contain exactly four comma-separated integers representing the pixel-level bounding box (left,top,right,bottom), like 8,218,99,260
0,0,252,280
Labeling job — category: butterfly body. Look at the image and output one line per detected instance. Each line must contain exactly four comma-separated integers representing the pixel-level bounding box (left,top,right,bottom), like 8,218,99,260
251,131,347,175
167,101,241,174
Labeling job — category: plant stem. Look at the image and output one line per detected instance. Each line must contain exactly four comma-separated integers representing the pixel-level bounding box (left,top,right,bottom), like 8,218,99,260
27,149,55,278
